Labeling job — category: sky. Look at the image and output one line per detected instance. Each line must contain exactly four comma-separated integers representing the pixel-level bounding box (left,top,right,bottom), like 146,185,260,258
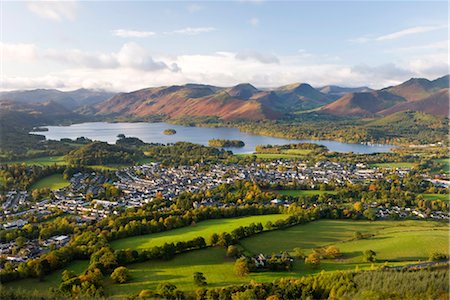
1,0,449,91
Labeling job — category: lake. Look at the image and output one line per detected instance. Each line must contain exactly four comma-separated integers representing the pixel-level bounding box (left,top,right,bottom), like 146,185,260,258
31,122,396,154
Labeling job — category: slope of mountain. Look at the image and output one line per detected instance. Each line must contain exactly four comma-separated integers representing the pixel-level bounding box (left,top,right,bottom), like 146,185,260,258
379,89,450,117
275,83,333,110
383,77,447,102
319,75,449,117
95,84,284,121
319,91,405,116
319,85,373,101
431,74,450,89
0,88,115,110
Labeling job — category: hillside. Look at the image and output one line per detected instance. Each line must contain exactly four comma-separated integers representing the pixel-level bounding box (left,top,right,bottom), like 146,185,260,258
319,85,373,101
319,91,405,116
275,83,334,110
0,88,114,110
379,89,450,117
319,75,449,117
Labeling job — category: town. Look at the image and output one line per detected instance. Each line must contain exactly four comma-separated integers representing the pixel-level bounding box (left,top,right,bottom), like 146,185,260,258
0,159,448,266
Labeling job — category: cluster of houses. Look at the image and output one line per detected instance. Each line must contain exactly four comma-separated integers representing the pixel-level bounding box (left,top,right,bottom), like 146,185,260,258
0,235,70,266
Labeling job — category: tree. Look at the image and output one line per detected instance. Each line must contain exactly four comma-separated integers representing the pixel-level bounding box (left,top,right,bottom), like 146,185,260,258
209,233,219,245
364,250,376,262
226,245,239,258
293,248,305,259
61,269,77,282
156,282,178,299
111,266,130,284
325,246,341,259
15,236,26,248
429,252,448,262
305,253,321,269
234,258,250,277
193,272,207,286
354,231,363,240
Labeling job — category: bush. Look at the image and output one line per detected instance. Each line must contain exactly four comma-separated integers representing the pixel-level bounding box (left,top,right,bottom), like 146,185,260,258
111,266,130,284
193,272,207,286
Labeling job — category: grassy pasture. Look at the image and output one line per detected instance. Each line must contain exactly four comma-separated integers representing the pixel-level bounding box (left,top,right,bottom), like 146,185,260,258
30,174,70,190
3,155,153,170
4,156,67,166
110,214,289,250
3,260,89,293
239,220,448,260
371,162,415,168
4,220,448,297
421,193,449,202
236,153,304,159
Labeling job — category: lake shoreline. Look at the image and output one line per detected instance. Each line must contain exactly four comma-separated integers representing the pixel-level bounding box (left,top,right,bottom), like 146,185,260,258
30,121,397,154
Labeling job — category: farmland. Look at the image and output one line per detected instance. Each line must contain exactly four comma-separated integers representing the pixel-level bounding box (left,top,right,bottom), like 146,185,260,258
110,214,289,250
30,174,70,190
4,156,67,166
3,260,89,293
371,162,416,168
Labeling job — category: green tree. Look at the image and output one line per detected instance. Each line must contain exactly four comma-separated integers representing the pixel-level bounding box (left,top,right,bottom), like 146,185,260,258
364,250,376,262
305,252,321,268
226,245,239,258
234,258,250,277
111,266,130,284
193,271,207,286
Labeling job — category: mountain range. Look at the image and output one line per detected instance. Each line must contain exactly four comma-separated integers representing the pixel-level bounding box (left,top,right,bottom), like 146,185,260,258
0,75,448,121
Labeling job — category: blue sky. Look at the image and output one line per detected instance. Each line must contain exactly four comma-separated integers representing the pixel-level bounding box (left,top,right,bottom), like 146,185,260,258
1,1,448,91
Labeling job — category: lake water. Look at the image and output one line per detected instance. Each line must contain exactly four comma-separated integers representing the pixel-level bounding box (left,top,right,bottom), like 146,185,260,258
31,122,396,154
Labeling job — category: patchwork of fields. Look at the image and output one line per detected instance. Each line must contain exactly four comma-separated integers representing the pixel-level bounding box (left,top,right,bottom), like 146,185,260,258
5,219,448,297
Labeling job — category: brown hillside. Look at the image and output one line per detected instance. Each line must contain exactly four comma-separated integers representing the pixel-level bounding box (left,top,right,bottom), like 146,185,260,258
379,89,450,117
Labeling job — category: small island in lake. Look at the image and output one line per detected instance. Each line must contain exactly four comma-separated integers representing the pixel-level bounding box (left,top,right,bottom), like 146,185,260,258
208,139,245,148
163,129,177,135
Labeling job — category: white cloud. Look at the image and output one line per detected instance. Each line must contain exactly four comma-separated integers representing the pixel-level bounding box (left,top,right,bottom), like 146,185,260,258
0,42,38,62
170,27,216,35
351,25,447,43
112,29,156,38
1,43,448,91
249,17,260,27
235,51,279,64
376,25,447,41
1,41,172,72
27,1,79,21
187,4,204,13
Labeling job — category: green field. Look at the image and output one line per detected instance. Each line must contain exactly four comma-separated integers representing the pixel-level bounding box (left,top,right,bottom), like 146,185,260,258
371,162,415,168
3,260,89,293
4,220,448,297
236,153,304,159
4,156,153,170
432,158,450,174
30,174,70,190
273,189,338,196
421,193,449,202
239,220,448,260
110,214,289,250
4,156,67,166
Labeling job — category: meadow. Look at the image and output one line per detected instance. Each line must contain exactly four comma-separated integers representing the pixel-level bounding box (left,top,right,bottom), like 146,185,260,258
5,156,67,166
421,193,449,202
4,219,448,297
4,156,153,170
30,174,70,190
3,260,89,293
110,214,290,250
370,162,416,168
236,153,305,159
